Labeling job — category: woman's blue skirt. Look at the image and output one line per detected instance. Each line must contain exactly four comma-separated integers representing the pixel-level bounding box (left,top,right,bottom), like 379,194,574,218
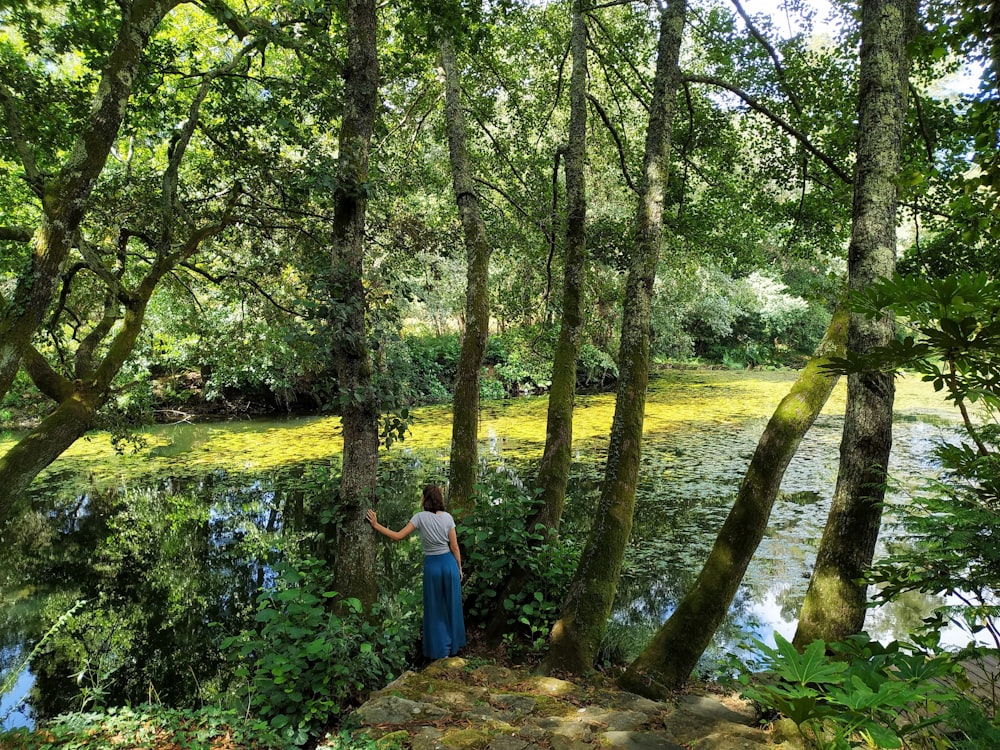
422,553,466,659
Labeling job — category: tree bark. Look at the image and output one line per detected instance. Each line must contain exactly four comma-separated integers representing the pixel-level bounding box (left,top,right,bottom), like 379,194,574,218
480,0,589,645
328,0,381,609
539,0,686,676
793,0,915,648
0,53,236,534
0,0,178,402
619,305,848,697
0,317,143,531
440,36,493,520
533,0,589,536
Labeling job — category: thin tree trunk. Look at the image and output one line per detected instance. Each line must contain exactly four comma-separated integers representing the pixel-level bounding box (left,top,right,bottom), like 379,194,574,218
533,0,588,536
440,36,493,520
328,0,381,608
480,0,588,645
539,0,686,676
0,0,178,401
793,0,915,648
619,305,848,697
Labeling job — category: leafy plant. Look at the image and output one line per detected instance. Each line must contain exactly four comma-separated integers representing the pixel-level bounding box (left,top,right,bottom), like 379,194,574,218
456,467,578,651
223,558,416,748
741,632,963,749
0,704,284,749
0,600,85,725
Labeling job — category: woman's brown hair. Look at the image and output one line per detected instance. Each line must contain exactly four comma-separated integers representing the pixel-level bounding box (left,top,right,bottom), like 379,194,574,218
422,484,446,512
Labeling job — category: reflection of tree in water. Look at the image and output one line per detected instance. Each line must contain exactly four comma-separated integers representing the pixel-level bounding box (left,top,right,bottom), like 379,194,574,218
8,473,288,719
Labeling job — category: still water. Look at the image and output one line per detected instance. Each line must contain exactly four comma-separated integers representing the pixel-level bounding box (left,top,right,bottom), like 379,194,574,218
0,369,965,728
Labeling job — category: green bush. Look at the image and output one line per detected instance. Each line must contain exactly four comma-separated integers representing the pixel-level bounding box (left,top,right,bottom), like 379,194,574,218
0,704,285,749
741,632,967,750
457,468,578,650
224,558,417,748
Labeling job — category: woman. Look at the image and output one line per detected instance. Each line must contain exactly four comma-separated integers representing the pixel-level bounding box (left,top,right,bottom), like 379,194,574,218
366,485,466,659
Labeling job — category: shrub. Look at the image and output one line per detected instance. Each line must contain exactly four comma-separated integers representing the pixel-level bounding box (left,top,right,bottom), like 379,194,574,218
223,558,417,748
457,467,578,650
741,632,967,750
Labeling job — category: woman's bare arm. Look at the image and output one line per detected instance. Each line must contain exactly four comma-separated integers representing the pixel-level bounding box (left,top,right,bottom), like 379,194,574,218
366,509,415,542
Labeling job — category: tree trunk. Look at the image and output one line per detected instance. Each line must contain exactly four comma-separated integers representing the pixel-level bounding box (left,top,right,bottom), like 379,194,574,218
480,0,588,645
440,36,493,520
533,0,588,536
0,0,178,401
793,0,915,648
328,0,381,609
618,305,848,697
539,0,686,677
0,295,151,530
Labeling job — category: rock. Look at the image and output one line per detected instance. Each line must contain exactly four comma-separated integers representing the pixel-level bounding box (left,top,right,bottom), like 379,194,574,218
486,736,529,750
676,694,755,725
375,671,420,697
356,695,451,725
690,732,770,749
458,705,518,725
524,715,591,740
517,724,548,742
489,693,538,717
769,718,807,749
548,737,594,750
425,658,469,677
519,675,579,696
473,665,517,686
411,727,446,750
441,728,492,750
351,661,779,750
606,692,671,715
375,730,410,750
601,730,686,750
567,707,649,731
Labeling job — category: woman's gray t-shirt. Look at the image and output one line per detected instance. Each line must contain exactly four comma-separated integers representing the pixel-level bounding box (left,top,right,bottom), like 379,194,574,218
410,511,455,556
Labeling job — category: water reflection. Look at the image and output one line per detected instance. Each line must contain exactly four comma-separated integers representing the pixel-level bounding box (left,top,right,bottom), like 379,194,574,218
0,371,965,727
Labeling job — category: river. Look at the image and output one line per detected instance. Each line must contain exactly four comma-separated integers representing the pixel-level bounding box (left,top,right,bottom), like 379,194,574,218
0,369,967,728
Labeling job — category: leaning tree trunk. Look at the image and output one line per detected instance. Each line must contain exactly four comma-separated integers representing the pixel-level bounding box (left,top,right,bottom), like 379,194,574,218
539,0,686,677
0,61,233,533
619,305,848,698
793,0,914,648
480,0,589,645
328,0,381,609
0,295,155,529
0,0,178,402
440,36,493,520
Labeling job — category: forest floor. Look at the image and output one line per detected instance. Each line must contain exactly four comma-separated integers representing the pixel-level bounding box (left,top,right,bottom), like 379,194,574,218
340,657,802,750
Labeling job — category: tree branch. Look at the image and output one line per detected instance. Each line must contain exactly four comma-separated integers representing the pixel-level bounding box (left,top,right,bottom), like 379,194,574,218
587,93,638,193
22,345,73,403
729,0,803,114
179,261,300,316
0,81,44,193
684,73,851,183
909,82,935,162
0,227,34,242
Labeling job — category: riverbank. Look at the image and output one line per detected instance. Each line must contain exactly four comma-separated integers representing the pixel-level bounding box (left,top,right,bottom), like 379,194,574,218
344,656,798,750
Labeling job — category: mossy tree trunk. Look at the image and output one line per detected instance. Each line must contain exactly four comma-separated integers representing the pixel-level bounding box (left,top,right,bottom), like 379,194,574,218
618,305,849,698
793,0,915,648
532,0,588,537
0,60,237,533
328,0,381,609
0,0,178,402
539,0,686,677
440,36,493,520
481,1,588,643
